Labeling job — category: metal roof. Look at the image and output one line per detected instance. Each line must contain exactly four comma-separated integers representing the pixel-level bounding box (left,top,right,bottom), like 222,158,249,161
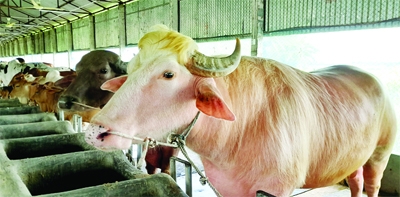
0,0,134,42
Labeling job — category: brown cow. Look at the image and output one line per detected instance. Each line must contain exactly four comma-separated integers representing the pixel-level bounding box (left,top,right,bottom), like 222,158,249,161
8,72,42,104
29,82,65,112
58,50,178,175
0,86,13,99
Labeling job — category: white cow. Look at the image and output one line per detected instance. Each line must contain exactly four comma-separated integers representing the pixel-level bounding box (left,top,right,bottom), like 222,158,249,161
86,25,396,197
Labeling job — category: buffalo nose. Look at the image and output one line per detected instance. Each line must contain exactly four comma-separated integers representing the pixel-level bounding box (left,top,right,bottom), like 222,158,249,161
58,96,76,109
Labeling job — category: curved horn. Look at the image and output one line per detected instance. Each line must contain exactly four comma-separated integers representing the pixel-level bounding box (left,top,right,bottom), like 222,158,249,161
186,38,241,77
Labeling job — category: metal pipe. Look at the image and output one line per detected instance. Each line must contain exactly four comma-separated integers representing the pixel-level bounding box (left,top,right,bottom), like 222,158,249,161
77,115,82,133
126,144,136,166
58,110,64,121
170,156,192,197
72,114,82,133
137,144,142,164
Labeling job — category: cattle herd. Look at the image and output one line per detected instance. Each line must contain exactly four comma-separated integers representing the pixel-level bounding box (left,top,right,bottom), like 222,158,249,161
0,51,179,179
0,60,75,113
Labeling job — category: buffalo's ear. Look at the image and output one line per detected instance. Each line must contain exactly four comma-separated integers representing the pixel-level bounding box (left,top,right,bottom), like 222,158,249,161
54,75,75,89
101,75,128,93
195,78,235,121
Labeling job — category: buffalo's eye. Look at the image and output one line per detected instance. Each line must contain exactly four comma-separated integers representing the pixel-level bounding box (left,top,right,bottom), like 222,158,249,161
100,69,108,74
163,72,174,79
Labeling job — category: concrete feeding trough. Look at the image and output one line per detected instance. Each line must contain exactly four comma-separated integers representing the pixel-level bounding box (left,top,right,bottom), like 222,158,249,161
0,121,72,139
0,105,41,115
0,113,57,125
0,99,187,197
3,133,87,160
0,99,23,107
0,99,40,115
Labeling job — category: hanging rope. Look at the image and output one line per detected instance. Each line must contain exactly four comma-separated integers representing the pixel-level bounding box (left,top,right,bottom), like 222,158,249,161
169,132,223,197
136,138,150,170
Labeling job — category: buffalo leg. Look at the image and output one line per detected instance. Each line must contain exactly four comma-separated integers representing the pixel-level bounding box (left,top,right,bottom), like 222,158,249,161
347,167,364,197
145,147,179,175
145,162,157,174
145,148,160,174
160,147,179,175
363,145,392,197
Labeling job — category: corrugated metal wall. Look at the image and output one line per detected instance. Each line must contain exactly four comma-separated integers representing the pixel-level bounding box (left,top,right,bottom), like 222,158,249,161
180,0,253,39
33,33,43,54
95,8,120,48
7,42,11,56
44,30,55,53
1,0,399,57
26,35,34,55
56,25,69,52
18,38,24,56
12,40,18,56
267,0,400,33
125,0,177,45
72,18,92,50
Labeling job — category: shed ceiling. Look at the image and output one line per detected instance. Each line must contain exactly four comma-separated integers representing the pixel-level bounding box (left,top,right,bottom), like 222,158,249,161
0,0,134,42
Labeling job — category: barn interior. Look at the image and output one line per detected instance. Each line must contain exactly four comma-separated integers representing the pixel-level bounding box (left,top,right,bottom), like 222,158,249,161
0,0,399,196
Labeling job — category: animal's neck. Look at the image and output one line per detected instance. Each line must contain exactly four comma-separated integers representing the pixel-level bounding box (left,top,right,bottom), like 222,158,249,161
185,110,238,169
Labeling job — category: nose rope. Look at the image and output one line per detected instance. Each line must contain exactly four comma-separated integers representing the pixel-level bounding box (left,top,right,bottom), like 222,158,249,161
58,100,99,110
107,132,178,148
71,101,98,109
108,111,222,197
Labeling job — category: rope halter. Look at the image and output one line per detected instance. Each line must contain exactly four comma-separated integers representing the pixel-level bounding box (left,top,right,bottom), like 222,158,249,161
108,111,223,197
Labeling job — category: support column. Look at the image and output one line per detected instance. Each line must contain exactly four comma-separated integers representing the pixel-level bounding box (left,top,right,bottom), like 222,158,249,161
66,22,73,68
251,0,265,56
169,0,179,31
118,4,126,57
51,28,57,66
89,15,95,50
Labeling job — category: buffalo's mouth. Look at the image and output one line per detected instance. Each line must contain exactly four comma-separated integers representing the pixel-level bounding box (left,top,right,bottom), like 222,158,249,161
96,130,110,142
93,125,111,141
85,124,111,144
85,123,134,150
97,131,110,138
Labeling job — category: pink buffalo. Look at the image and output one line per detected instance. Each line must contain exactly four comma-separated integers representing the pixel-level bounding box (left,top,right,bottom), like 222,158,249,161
86,25,397,197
